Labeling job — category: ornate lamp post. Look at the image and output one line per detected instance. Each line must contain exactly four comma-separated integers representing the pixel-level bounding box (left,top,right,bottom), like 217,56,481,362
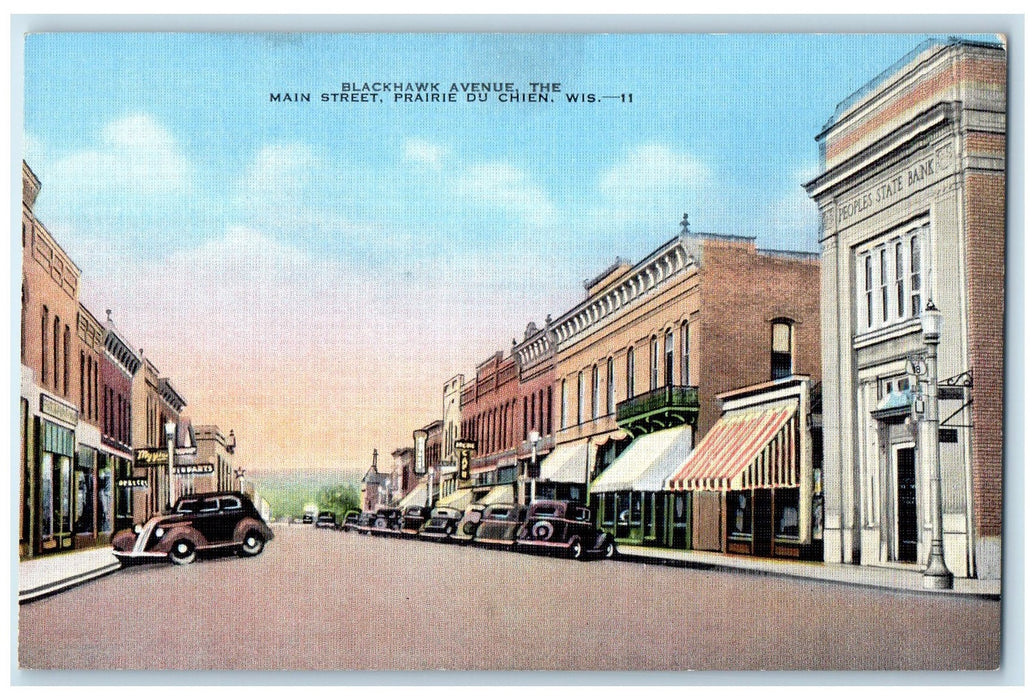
528,430,540,505
164,421,177,509
920,299,953,590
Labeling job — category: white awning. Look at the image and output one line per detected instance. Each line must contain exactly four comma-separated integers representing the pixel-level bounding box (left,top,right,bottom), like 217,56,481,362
397,482,428,508
590,425,695,494
477,484,515,505
438,488,474,510
537,441,590,483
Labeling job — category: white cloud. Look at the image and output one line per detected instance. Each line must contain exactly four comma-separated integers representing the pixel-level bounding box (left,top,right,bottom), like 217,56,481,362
402,138,448,169
756,163,822,252
50,113,191,198
236,141,320,209
453,161,556,227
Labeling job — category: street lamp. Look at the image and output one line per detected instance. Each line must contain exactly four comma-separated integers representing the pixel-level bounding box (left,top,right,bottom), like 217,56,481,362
234,467,247,493
920,299,952,590
164,421,176,509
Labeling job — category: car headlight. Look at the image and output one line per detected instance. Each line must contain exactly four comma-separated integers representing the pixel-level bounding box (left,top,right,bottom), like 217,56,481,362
155,527,165,539
133,524,143,534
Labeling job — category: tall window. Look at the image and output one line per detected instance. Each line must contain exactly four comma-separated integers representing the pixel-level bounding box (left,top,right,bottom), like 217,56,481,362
664,331,675,386
771,320,793,380
910,233,922,316
591,365,599,419
864,255,874,328
80,352,86,414
879,247,889,324
858,222,927,332
41,307,49,384
53,316,61,393
20,285,26,362
606,358,615,415
560,379,568,429
626,348,635,398
895,241,905,318
681,322,690,385
577,371,585,424
650,336,659,390
63,326,70,399
546,386,552,434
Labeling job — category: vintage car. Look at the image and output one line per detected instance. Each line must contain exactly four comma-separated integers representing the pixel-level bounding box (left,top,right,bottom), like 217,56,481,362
417,507,464,541
315,511,337,528
473,503,528,549
112,491,274,565
354,511,378,535
399,505,431,536
369,507,403,536
452,503,487,545
340,510,361,531
515,499,616,560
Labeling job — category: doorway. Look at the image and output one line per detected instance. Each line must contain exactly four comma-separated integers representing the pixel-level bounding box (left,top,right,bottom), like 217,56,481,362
895,447,918,563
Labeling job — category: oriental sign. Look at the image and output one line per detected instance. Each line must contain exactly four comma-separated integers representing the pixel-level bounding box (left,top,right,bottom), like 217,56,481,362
835,144,954,228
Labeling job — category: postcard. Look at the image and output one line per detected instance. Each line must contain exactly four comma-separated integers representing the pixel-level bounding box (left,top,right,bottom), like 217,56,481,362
15,27,1006,674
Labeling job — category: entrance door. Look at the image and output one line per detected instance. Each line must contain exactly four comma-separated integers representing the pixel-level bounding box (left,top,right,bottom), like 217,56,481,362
670,493,689,549
752,489,773,557
895,447,918,563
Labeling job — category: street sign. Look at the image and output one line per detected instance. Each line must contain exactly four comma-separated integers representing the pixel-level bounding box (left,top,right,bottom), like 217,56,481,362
905,354,927,376
134,448,168,466
454,439,476,451
458,451,470,481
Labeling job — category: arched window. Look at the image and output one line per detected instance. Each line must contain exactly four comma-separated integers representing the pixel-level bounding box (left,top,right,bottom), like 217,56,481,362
681,321,691,385
626,347,635,399
560,379,568,429
606,357,615,414
577,371,585,424
664,330,675,387
53,316,61,393
546,386,553,435
771,319,793,380
591,365,599,420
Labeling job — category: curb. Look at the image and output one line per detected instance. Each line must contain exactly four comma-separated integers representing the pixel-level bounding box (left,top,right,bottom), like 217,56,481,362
614,551,1001,600
19,562,122,604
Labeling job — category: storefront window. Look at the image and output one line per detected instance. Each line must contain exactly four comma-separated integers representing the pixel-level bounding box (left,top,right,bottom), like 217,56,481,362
774,488,799,540
630,491,642,526
602,493,615,526
40,453,53,537
115,458,133,520
98,458,113,533
57,455,72,535
616,491,631,525
728,491,752,540
74,448,95,536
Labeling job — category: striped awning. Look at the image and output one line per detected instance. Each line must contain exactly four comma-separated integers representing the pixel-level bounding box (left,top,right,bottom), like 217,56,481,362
665,400,798,492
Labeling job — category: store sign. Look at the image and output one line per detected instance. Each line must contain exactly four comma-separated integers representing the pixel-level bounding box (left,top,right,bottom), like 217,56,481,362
455,440,475,481
836,145,954,228
40,394,78,425
116,478,149,489
938,428,958,443
413,429,428,476
174,463,215,475
135,448,168,467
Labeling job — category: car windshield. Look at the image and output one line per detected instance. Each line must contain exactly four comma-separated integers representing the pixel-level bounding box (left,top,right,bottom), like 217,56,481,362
530,504,561,517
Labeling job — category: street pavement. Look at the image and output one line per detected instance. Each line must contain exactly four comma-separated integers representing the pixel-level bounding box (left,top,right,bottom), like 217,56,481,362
18,523,1000,672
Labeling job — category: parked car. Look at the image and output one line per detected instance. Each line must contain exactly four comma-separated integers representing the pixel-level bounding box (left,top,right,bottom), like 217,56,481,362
399,505,431,536
369,507,403,536
315,511,337,529
112,491,274,565
418,507,464,541
355,511,378,535
340,510,361,531
473,503,528,549
452,503,487,545
301,513,314,524
515,499,615,560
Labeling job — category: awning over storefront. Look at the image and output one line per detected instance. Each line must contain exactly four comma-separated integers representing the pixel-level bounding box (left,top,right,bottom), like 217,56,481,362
537,441,590,483
871,387,914,420
477,484,515,505
590,425,695,494
437,488,474,510
397,482,428,508
665,400,798,492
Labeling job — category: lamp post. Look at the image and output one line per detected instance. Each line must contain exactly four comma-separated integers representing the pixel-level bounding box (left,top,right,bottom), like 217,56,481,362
164,421,176,509
920,299,953,590
234,467,247,494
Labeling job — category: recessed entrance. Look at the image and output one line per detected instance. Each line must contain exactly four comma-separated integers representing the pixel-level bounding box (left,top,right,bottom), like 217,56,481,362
895,447,917,563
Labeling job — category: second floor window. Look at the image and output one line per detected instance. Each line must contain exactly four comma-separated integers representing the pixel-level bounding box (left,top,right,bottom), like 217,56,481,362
650,336,659,390
681,322,690,385
626,348,635,399
606,358,615,415
857,221,927,332
771,320,793,380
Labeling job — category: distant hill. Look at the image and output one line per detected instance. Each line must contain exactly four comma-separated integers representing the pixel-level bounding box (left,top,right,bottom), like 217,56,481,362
249,468,362,520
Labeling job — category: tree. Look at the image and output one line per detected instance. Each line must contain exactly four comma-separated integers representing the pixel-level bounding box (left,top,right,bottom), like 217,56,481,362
317,483,361,518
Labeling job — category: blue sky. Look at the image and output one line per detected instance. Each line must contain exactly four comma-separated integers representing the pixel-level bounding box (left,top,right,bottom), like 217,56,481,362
21,32,996,473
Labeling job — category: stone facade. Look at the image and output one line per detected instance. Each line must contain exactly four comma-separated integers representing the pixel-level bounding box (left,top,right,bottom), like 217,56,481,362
805,39,1005,580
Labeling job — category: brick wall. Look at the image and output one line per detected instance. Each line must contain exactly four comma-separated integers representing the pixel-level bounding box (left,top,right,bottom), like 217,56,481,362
964,170,1005,538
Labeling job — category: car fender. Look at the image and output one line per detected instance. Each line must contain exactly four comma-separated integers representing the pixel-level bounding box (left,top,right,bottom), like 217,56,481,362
155,525,207,553
111,529,137,552
234,517,273,543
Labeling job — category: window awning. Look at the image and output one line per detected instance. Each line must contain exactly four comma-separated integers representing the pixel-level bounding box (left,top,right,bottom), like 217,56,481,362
397,482,428,508
477,484,515,505
537,441,590,483
590,425,695,494
437,488,474,510
665,400,798,492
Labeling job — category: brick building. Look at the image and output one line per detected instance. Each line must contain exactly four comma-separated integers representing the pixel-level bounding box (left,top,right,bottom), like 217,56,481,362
805,38,1005,580
130,355,187,519
99,313,141,534
193,425,237,494
548,229,820,553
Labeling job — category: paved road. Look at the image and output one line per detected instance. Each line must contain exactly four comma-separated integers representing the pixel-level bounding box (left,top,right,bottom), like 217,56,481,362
19,524,1000,671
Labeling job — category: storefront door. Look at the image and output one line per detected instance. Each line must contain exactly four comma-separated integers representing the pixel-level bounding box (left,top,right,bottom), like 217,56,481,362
895,447,918,563
752,489,773,557
39,420,75,553
669,492,689,549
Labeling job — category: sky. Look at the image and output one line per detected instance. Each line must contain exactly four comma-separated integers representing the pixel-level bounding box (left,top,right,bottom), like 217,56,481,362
20,31,993,477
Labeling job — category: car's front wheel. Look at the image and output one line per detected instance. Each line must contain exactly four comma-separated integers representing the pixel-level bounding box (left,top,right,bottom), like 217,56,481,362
240,531,265,556
570,537,584,560
603,539,616,559
169,540,196,565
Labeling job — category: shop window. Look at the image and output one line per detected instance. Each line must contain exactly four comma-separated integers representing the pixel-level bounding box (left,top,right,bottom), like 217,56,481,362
771,320,793,380
497,466,517,484
774,488,800,541
602,493,615,526
728,491,752,541
115,459,133,520
616,492,631,525
630,492,642,526
74,450,95,535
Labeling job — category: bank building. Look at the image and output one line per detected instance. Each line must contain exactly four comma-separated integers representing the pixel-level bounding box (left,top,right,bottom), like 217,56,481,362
805,38,1005,582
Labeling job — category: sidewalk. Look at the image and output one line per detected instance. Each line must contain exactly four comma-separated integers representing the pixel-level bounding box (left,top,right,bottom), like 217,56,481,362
616,544,1001,598
18,547,121,603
